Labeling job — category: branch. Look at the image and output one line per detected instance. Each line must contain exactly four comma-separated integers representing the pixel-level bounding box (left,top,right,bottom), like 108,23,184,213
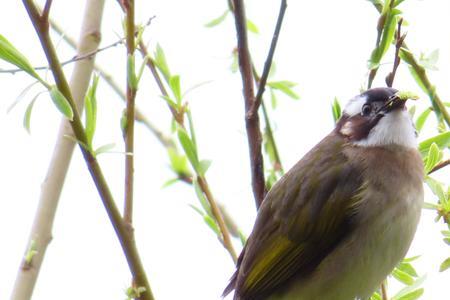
11,1,105,299
21,1,154,299
232,0,266,208
385,18,405,88
123,0,136,225
428,159,450,175
370,3,450,128
249,0,287,118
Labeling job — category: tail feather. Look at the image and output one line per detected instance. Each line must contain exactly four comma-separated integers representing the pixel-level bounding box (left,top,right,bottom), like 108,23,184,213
222,271,238,298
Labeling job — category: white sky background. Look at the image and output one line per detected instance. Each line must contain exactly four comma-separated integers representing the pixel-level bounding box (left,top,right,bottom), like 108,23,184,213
1,0,450,299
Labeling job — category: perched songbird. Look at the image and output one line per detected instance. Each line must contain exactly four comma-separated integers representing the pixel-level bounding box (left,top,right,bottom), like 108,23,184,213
223,87,424,300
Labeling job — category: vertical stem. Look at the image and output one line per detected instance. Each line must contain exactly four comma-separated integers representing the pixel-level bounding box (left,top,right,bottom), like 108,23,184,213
21,1,154,299
232,0,266,208
124,0,136,224
11,4,105,299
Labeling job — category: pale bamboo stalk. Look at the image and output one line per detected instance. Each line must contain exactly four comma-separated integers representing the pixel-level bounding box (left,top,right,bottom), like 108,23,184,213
11,1,105,299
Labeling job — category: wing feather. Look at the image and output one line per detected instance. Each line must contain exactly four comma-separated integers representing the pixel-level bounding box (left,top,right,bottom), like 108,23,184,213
228,133,366,300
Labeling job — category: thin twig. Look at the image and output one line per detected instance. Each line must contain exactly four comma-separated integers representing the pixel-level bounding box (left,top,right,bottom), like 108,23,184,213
232,0,266,208
42,0,52,21
197,177,238,262
21,1,154,299
0,38,124,74
249,0,287,118
123,0,136,225
371,3,450,128
385,18,405,87
252,66,284,173
428,159,450,175
381,281,388,300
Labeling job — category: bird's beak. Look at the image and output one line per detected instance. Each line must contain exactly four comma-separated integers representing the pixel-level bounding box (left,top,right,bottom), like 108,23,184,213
381,92,419,114
383,95,407,112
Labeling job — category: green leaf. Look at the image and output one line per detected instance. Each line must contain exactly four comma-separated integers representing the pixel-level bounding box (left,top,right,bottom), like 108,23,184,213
267,81,300,100
246,19,259,34
154,44,171,83
127,54,137,89
395,289,424,300
270,89,278,109
415,108,432,133
397,261,418,277
424,143,441,173
203,214,220,236
49,86,74,121
392,276,426,300
193,179,212,217
161,178,179,188
24,240,38,265
22,93,41,133
136,55,149,87
419,131,450,157
392,268,415,285
0,34,44,83
169,75,182,104
167,147,190,176
369,11,398,68
396,90,419,101
160,95,179,110
204,10,229,27
331,97,342,123
94,143,115,156
370,292,382,300
423,202,439,210
177,127,200,173
440,257,450,272
198,160,212,176
85,75,99,146
425,176,447,205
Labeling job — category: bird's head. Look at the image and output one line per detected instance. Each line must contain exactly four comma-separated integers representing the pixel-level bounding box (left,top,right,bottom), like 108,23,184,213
336,87,418,148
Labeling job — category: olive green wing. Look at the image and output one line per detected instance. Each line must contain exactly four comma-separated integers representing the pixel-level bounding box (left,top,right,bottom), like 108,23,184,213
229,134,365,300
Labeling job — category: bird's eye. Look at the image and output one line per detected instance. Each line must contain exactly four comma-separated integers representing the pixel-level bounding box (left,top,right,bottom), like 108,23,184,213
361,104,372,116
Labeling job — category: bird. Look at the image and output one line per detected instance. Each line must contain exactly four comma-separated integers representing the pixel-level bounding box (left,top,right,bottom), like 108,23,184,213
223,87,424,300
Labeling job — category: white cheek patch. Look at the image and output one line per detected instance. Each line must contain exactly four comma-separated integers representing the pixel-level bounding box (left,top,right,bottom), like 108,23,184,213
340,121,353,136
343,95,367,116
353,109,417,148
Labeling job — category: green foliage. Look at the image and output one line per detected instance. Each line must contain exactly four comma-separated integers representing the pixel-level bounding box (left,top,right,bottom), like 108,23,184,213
204,10,229,27
22,93,41,133
331,97,342,123
0,34,44,84
418,131,450,157
246,19,259,34
368,3,401,69
440,256,450,272
24,240,38,265
169,75,182,105
154,44,171,82
424,143,442,174
415,108,432,133
84,75,99,146
267,81,300,100
127,54,137,89
49,86,74,121
125,286,146,300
